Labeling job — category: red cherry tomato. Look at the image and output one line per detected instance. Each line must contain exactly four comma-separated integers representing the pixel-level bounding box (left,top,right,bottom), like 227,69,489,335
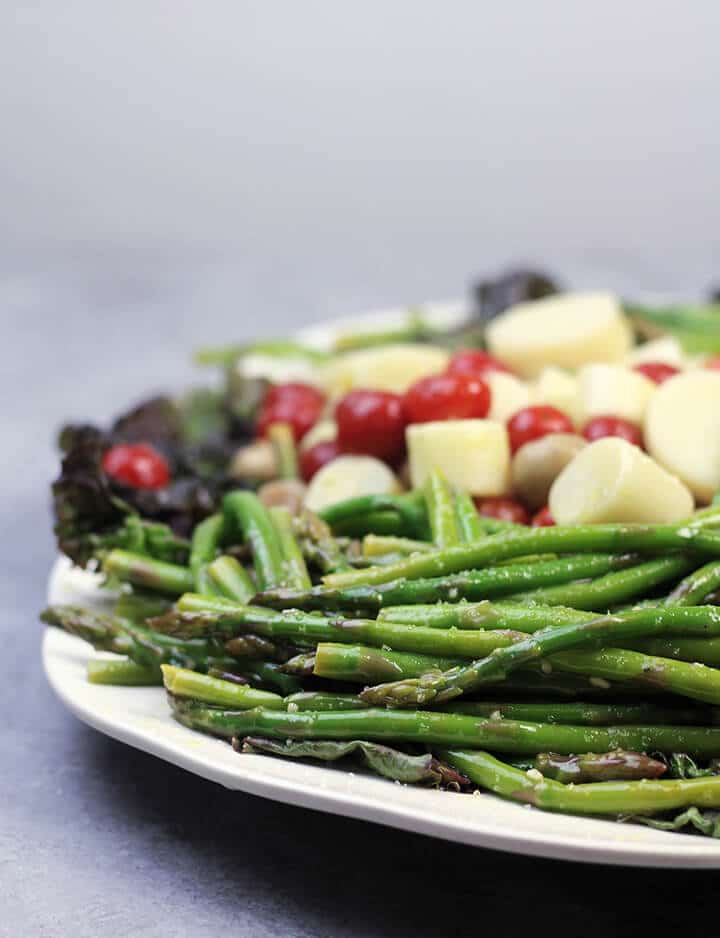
532,506,555,527
633,362,680,384
474,496,530,525
447,349,512,377
256,383,326,442
506,405,574,454
102,443,170,490
300,440,341,482
582,415,643,447
403,373,491,424
335,390,407,463
704,356,720,370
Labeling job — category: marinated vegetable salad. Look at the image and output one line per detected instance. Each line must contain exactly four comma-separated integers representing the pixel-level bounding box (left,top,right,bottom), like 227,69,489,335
45,269,720,840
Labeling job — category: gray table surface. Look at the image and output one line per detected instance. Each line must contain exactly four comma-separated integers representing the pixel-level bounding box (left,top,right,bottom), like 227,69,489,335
3,268,718,938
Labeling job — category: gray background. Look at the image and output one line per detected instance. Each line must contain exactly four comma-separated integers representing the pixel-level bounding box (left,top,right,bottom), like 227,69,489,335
2,3,719,935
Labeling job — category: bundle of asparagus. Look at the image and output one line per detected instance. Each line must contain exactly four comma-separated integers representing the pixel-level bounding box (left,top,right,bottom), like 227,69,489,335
43,476,720,838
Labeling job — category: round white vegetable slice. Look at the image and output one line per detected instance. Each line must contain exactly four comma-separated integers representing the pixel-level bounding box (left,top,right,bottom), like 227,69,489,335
533,367,583,426
486,292,632,378
486,372,533,423
576,364,655,425
549,437,693,525
407,419,510,495
319,344,449,397
644,371,720,503
303,455,400,512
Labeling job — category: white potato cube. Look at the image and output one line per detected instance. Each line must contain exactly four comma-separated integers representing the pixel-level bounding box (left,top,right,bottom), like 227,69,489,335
627,336,686,368
644,371,720,503
533,367,583,427
486,292,632,378
486,372,533,423
407,419,510,496
549,437,693,524
576,364,656,425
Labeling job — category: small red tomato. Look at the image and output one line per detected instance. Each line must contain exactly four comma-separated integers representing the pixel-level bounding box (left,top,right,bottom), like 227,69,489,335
256,383,326,442
633,362,680,384
704,356,720,370
582,415,643,447
335,390,407,463
532,506,555,527
403,373,491,424
447,349,512,377
300,440,341,482
475,496,530,525
102,443,170,490
506,405,573,454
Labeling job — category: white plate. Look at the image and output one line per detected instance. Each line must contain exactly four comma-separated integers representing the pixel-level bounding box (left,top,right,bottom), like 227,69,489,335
43,300,720,867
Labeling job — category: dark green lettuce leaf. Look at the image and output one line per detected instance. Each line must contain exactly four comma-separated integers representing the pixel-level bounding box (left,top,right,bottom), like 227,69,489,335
239,737,469,787
630,807,720,839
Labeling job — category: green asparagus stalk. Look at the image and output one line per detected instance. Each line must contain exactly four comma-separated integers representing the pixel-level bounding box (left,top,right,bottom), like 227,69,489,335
269,506,311,590
533,750,667,783
161,664,284,710
454,491,485,542
318,491,428,539
362,535,432,557
323,523,720,589
87,657,161,685
312,643,462,682
666,559,720,607
284,692,368,712
223,491,286,590
425,471,461,548
627,636,720,667
441,749,720,814
207,555,256,603
294,510,351,573
256,553,638,611
189,513,226,594
443,700,716,726
102,549,195,595
267,422,299,480
168,698,720,757
359,605,720,707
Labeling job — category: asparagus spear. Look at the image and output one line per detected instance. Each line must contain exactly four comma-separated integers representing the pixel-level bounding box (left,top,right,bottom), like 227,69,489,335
102,550,195,595
454,491,485,542
87,657,161,686
189,513,226,594
666,559,720,607
319,492,428,539
256,553,637,611
168,699,720,757
161,664,284,710
322,523,720,588
627,636,720,666
293,510,351,573
207,555,256,603
440,749,720,814
267,422,299,480
533,750,667,783
284,692,369,712
359,606,720,707
269,506,311,590
508,555,696,611
362,535,432,557
443,700,716,726
223,491,286,590
425,471,461,548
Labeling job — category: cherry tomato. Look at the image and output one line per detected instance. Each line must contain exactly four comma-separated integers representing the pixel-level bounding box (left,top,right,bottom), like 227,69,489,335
532,506,555,527
704,356,720,370
582,415,643,447
335,390,407,463
447,349,512,377
403,373,491,424
102,443,170,490
506,405,573,454
256,383,326,442
633,362,680,384
300,440,342,482
474,496,530,525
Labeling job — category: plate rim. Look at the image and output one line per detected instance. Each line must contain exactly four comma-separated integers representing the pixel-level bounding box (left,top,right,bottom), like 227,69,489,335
42,299,720,867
